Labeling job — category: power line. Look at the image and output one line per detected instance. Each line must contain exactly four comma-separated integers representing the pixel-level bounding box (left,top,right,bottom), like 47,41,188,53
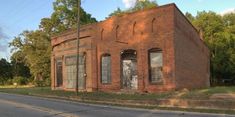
14,0,51,27
2,0,32,20
8,0,52,32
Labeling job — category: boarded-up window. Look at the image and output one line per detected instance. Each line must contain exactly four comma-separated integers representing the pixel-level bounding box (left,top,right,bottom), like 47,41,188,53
65,55,85,89
101,54,111,84
149,49,163,83
65,56,76,89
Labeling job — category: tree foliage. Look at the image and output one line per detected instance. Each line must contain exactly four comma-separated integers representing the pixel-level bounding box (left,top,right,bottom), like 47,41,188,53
0,58,12,85
109,0,158,17
109,8,123,17
11,52,31,78
10,30,51,81
131,0,158,12
9,0,97,85
40,0,97,35
0,58,12,78
186,12,235,85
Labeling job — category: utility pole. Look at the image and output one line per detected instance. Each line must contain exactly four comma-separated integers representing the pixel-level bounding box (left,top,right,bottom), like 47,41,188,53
76,0,81,95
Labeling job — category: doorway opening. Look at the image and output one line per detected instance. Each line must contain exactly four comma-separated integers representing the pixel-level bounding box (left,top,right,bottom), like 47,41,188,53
121,49,138,90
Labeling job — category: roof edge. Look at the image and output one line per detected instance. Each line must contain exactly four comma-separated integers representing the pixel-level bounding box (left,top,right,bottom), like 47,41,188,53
102,3,176,22
51,3,177,39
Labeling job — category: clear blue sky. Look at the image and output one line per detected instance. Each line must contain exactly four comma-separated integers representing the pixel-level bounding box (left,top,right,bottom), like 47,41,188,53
0,0,235,59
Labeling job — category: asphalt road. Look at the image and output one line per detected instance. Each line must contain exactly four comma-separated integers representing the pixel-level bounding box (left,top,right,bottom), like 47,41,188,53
0,93,234,117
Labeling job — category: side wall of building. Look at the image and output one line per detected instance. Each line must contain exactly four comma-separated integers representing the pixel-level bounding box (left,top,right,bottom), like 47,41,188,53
174,6,210,90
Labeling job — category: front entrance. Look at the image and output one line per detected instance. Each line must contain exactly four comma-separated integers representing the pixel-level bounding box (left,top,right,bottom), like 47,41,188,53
121,50,138,90
56,59,63,87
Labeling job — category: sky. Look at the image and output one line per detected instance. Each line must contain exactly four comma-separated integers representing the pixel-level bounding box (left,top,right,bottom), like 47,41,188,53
0,0,235,59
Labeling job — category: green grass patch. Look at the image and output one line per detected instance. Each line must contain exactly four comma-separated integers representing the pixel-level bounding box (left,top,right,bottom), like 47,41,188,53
0,86,235,100
0,85,34,89
0,86,173,100
0,87,76,97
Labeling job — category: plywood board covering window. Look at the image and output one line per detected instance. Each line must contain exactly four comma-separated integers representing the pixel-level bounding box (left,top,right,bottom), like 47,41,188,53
101,54,111,84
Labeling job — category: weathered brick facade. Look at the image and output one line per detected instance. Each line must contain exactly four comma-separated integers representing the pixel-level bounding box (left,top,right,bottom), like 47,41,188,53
51,3,210,93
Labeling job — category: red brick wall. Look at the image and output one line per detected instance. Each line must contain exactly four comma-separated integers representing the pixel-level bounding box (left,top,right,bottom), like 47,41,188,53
173,6,210,90
51,3,210,93
94,4,177,93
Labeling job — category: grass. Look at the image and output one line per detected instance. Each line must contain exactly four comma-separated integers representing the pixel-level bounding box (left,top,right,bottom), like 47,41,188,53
0,86,235,100
0,85,33,88
0,87,76,97
0,86,172,100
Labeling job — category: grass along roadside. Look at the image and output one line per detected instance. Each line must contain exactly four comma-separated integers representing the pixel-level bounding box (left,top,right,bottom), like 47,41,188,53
1,86,235,115
0,87,172,100
0,86,235,100
0,85,33,89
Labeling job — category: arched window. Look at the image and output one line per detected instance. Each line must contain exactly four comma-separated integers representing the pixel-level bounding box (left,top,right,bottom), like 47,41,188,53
148,48,163,83
116,25,119,40
101,54,111,84
151,18,156,32
133,22,136,35
101,29,104,40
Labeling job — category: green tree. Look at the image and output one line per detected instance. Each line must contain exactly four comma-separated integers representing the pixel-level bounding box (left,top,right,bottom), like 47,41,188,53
10,0,97,86
40,0,97,35
0,58,12,84
130,0,158,12
108,8,123,17
193,11,224,42
223,13,235,34
10,30,51,82
188,11,235,85
185,12,195,22
11,51,31,78
108,0,158,17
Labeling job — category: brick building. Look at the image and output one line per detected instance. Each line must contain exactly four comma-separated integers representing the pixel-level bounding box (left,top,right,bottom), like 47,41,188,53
51,3,210,93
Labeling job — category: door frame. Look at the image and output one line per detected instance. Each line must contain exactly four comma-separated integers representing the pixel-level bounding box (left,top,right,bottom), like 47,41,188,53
120,49,138,90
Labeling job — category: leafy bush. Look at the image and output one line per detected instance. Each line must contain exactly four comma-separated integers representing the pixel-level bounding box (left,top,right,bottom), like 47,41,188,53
33,80,44,87
33,78,51,87
0,77,12,85
0,77,6,85
12,76,27,85
44,78,51,86
5,79,13,85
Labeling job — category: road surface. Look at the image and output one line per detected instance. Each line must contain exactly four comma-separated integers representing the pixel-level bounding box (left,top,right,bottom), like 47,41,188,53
0,92,234,117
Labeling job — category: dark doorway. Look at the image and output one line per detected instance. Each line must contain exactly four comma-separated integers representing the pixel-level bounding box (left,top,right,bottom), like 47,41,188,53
121,50,138,90
56,59,63,87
